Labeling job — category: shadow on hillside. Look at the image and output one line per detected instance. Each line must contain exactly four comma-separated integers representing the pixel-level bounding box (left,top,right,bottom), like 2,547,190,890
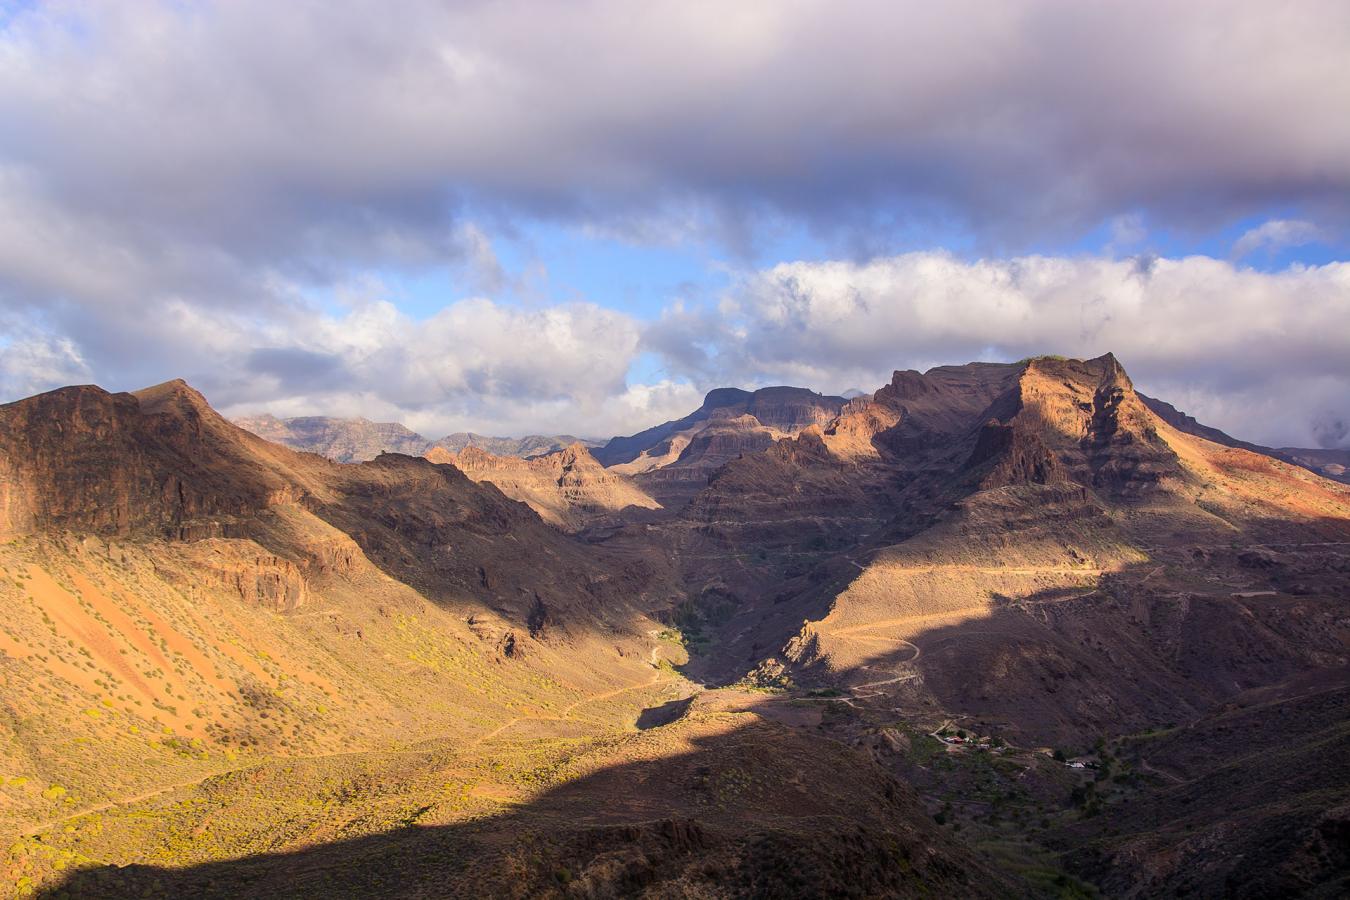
35,715,1000,900
821,538,1350,748
635,696,694,730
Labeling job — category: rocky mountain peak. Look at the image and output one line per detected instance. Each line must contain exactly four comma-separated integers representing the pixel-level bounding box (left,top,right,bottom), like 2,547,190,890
699,386,753,410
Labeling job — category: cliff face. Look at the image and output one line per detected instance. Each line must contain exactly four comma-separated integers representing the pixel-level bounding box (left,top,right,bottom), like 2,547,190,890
661,353,1350,711
1003,354,1185,497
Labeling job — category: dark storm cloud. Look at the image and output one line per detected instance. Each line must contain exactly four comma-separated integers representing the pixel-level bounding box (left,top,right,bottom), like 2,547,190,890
3,0,1347,271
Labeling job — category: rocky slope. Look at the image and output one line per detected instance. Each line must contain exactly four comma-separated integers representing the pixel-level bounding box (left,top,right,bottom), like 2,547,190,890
0,380,677,831
425,442,660,531
668,355,1350,715
6,357,1350,897
1140,393,1350,484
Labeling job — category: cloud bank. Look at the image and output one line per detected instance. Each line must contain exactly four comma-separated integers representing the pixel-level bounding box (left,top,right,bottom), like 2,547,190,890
4,251,1345,448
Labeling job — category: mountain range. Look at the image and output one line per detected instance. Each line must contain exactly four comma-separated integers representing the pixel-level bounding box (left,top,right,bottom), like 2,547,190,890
232,413,600,464
2,354,1348,897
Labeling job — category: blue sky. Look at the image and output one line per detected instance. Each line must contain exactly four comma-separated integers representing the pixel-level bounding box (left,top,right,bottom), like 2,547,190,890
387,208,1342,323
0,1,1347,446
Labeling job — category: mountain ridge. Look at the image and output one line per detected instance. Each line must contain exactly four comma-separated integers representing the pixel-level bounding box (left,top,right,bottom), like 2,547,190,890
231,413,599,464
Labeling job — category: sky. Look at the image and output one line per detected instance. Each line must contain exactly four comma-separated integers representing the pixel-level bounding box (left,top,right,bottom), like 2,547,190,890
0,0,1348,448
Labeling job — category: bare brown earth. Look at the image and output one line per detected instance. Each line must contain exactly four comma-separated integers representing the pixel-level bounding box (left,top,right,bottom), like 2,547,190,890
4,354,1349,897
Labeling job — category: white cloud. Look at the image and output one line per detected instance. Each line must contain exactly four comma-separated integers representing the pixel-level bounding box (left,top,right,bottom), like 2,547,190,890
208,296,648,438
1232,219,1324,260
0,331,92,399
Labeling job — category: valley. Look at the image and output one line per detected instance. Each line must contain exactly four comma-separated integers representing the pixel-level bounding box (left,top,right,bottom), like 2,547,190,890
1,354,1347,897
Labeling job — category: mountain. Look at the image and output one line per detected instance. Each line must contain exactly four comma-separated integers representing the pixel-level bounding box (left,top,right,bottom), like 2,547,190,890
594,385,847,467
6,357,1350,897
662,355,1350,706
1277,445,1350,481
231,413,433,462
433,431,602,458
1140,393,1350,484
232,414,596,464
425,442,661,531
609,354,1350,895
594,385,847,507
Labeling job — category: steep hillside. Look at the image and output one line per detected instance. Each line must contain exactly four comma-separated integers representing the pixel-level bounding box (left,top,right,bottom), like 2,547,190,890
1140,393,1350,485
0,381,676,840
682,356,1350,729
623,353,1350,896
6,359,1349,897
425,442,661,531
